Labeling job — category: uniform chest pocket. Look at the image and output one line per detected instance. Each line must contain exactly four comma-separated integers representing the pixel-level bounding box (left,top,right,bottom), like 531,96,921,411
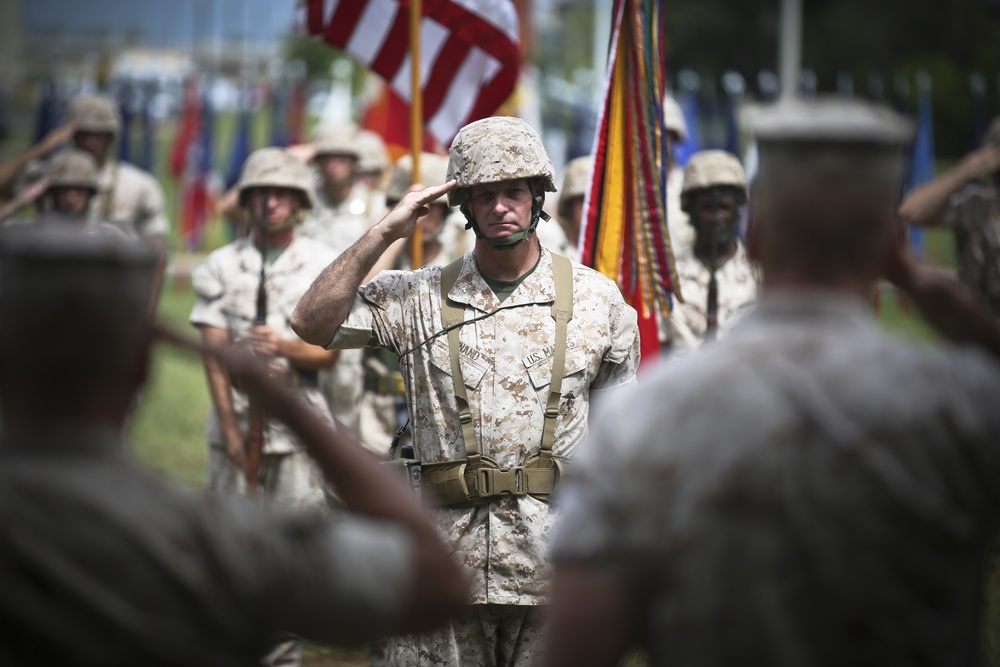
522,344,589,391
428,339,491,392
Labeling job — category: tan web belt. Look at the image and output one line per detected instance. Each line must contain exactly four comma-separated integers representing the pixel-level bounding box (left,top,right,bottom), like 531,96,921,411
364,371,406,396
426,253,573,508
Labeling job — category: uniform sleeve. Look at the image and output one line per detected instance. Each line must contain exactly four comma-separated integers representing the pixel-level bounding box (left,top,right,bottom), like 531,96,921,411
945,349,1000,523
327,271,407,352
273,515,415,645
941,185,982,231
188,255,228,330
590,289,640,393
211,503,415,647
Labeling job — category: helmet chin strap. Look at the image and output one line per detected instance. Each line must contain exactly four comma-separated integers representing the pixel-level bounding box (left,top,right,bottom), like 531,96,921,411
461,190,551,251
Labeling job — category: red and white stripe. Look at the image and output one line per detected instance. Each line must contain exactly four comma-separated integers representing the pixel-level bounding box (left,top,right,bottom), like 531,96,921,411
302,0,520,146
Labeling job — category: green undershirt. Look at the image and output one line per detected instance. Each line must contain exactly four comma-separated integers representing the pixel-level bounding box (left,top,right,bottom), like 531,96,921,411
482,256,540,303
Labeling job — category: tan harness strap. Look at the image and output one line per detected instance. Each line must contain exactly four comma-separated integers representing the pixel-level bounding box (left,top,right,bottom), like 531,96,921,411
440,258,480,466
439,254,574,470
541,253,574,459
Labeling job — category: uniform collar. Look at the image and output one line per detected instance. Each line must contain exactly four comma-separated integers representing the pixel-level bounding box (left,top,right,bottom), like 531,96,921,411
0,426,125,455
447,245,557,314
237,233,309,275
738,288,873,331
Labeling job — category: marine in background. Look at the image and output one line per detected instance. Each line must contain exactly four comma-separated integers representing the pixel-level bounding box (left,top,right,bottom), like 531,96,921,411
665,149,758,351
548,97,1000,667
0,93,169,246
899,117,1000,315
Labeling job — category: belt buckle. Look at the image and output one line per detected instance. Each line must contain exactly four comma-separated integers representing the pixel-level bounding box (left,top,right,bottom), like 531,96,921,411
479,466,524,496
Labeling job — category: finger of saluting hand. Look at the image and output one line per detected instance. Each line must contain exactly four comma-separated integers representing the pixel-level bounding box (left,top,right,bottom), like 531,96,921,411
401,179,457,210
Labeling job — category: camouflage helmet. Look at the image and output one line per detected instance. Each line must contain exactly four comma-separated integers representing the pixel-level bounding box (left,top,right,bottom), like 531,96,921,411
386,152,451,205
680,150,748,213
310,121,361,159
355,129,390,174
237,148,317,209
446,116,557,207
47,149,99,191
67,93,122,135
663,94,688,143
558,156,592,219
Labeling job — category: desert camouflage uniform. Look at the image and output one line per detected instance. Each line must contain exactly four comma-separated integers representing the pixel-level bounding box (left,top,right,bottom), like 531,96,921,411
943,183,1000,316
189,234,337,508
553,291,1000,666
301,181,374,255
666,243,758,351
330,247,639,664
90,159,169,241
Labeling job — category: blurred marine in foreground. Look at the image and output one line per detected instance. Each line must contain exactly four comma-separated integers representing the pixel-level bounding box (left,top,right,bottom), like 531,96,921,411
0,223,466,665
546,97,1000,667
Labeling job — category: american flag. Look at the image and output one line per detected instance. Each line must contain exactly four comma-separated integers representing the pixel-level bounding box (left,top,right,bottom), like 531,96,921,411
302,0,521,146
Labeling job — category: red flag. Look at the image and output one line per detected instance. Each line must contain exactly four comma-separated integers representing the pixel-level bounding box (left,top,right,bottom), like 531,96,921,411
361,82,444,162
169,78,200,180
302,0,521,146
180,93,216,250
580,0,675,369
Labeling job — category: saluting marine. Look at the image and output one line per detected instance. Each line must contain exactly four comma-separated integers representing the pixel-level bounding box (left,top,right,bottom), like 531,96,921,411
67,93,170,245
549,97,1000,667
292,116,639,667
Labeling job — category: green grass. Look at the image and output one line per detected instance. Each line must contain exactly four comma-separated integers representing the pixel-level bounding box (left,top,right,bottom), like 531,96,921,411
129,280,208,489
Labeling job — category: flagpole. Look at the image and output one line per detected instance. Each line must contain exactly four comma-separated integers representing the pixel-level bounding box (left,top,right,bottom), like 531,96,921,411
778,0,801,99
410,0,424,268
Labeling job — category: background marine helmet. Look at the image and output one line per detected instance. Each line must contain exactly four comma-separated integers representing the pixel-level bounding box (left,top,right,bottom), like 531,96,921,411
558,156,592,220
386,152,451,206
237,148,317,209
67,93,122,135
355,129,390,175
663,95,689,144
310,122,361,160
47,149,100,191
680,150,748,213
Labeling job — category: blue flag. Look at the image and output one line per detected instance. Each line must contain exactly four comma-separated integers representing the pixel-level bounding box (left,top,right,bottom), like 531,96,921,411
33,79,60,146
674,91,702,168
226,108,253,190
907,74,935,256
139,84,156,173
116,83,134,164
